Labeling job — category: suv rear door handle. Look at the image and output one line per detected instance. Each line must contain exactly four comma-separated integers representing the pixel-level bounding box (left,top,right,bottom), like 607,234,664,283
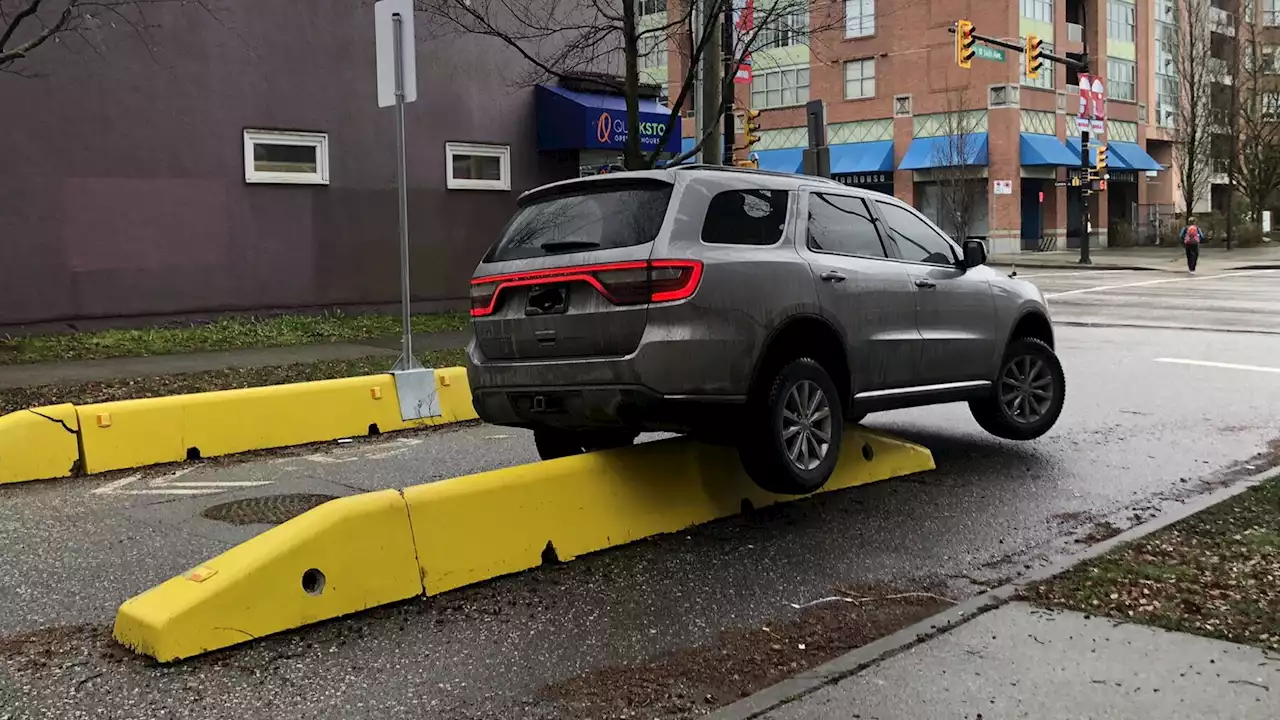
820,271,847,283
914,278,937,289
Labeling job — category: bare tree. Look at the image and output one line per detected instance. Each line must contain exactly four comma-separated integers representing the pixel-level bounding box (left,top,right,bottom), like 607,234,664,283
419,0,842,169
1232,21,1280,232
0,0,218,74
926,89,985,243
1171,0,1216,216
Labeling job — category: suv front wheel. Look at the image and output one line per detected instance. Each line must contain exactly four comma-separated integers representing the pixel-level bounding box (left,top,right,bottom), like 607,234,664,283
739,358,844,495
970,338,1065,440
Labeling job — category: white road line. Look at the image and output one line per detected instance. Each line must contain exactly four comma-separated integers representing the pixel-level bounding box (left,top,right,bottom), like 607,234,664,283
1155,358,1280,374
90,474,142,495
163,481,275,488
1014,269,1134,279
1045,269,1275,299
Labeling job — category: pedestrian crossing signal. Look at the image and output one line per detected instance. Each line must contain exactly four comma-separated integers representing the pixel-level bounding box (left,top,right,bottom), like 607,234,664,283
957,20,976,69
1025,35,1043,80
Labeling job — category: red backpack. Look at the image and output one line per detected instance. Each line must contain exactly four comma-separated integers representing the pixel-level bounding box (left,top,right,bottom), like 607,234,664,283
1184,224,1201,245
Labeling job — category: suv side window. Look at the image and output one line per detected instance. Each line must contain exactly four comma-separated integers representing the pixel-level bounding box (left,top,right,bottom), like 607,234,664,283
702,189,790,246
873,201,959,266
807,193,888,258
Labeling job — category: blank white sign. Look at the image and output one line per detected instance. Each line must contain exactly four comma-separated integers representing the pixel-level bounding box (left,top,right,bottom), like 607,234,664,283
375,0,417,108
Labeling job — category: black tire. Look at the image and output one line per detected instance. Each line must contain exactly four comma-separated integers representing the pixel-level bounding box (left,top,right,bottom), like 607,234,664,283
533,429,637,460
969,338,1065,441
739,358,844,495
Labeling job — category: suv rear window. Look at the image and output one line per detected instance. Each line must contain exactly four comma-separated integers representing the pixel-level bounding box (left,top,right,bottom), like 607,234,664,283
485,181,673,262
702,189,789,245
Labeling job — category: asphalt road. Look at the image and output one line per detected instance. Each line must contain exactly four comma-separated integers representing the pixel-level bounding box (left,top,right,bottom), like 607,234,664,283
1,269,1278,719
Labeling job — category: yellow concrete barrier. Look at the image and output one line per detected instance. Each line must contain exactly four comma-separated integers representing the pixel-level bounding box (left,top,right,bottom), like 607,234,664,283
0,404,82,484
113,489,422,662
76,370,477,475
113,427,933,661
407,427,933,594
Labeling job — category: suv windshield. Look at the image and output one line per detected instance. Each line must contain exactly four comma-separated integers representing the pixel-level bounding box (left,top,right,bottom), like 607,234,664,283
486,180,673,262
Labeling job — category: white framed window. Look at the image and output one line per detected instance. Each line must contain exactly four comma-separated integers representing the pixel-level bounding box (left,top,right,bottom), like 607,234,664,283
844,58,875,99
636,0,664,17
1021,0,1052,23
751,65,809,109
1108,0,1136,42
1268,0,1280,26
1108,58,1136,101
243,130,329,185
638,33,665,70
1022,41,1054,89
757,9,808,50
445,142,511,191
844,0,874,38
1263,92,1280,120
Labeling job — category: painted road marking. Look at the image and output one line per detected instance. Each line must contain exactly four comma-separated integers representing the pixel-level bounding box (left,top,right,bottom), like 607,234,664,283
1045,269,1275,299
1155,358,1280,374
92,468,272,496
1012,269,1134,279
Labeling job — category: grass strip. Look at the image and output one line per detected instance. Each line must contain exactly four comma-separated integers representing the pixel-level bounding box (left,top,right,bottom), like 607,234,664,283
1027,476,1280,653
0,312,468,365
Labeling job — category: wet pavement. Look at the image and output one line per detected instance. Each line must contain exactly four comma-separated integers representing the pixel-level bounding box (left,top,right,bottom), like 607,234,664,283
1,269,1278,719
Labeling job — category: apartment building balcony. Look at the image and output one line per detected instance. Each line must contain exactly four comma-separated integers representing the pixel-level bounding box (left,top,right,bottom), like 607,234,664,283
1210,6,1237,35
1209,57,1234,83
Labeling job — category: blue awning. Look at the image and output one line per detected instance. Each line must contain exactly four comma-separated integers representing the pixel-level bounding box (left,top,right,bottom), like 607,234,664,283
1020,133,1078,166
753,148,804,173
829,140,895,174
535,85,680,153
898,134,989,170
1065,137,1099,167
1109,141,1164,171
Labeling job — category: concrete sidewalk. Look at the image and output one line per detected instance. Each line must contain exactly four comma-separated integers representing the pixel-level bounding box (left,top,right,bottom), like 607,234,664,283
750,602,1280,719
991,244,1280,273
0,330,470,390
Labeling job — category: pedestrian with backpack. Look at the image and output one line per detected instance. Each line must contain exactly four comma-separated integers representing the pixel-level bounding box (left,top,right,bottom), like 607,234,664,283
1180,217,1203,274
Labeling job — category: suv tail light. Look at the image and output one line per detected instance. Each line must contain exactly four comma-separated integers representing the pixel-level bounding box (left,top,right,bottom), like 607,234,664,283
470,260,703,317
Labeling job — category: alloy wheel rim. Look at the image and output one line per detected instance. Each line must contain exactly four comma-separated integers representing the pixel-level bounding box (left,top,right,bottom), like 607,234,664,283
999,354,1054,424
781,380,833,471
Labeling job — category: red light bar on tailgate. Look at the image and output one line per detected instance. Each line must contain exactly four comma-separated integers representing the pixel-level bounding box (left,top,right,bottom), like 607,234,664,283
469,260,703,317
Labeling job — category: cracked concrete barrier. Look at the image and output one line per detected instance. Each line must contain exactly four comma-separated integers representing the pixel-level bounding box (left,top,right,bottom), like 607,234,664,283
0,404,82,484
112,427,934,662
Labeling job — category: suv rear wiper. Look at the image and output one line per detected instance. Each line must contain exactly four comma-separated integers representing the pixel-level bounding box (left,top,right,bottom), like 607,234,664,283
539,240,601,253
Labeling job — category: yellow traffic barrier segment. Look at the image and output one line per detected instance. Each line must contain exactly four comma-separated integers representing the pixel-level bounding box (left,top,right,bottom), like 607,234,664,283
0,404,82,484
113,489,422,663
76,371,478,475
112,427,934,661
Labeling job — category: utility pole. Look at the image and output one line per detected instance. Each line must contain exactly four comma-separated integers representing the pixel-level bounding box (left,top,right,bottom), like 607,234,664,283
700,0,723,165
1077,1,1092,264
722,0,735,165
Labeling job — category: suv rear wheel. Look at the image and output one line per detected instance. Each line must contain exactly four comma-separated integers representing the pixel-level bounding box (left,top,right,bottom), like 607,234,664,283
533,428,638,460
739,358,844,495
969,338,1065,440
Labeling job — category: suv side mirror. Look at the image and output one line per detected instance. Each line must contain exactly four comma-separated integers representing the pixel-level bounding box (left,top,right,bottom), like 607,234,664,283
961,239,987,269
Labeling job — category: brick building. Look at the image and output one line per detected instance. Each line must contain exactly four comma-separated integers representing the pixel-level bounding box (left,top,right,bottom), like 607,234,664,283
665,0,1172,254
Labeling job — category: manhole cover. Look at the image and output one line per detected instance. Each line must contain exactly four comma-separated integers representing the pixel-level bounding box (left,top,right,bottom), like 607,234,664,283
201,494,338,526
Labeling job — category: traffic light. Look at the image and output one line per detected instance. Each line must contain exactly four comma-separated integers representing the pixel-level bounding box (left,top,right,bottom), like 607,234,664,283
1025,34,1043,80
957,20,976,69
743,109,762,150
1095,143,1108,178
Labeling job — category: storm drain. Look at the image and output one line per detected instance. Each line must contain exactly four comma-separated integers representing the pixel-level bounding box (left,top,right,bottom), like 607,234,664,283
201,494,338,526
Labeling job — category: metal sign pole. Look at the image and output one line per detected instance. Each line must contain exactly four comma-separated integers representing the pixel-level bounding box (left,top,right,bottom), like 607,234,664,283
390,11,421,371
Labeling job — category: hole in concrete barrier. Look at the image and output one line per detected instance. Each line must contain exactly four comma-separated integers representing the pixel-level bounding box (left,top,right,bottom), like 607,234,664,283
861,443,874,462
302,568,326,596
186,447,202,461
741,498,756,515
541,541,561,565
368,423,381,436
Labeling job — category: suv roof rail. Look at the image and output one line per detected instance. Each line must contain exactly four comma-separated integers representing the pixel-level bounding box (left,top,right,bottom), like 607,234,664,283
669,163,846,187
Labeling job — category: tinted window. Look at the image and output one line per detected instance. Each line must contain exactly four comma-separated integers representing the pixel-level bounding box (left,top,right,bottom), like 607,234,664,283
703,189,790,245
874,201,959,265
487,181,673,262
807,193,887,258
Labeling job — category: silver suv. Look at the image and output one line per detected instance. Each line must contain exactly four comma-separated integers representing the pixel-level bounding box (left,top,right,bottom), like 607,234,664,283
466,166,1064,494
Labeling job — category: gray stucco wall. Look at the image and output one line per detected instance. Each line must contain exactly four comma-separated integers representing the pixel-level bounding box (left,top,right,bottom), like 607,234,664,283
0,0,577,326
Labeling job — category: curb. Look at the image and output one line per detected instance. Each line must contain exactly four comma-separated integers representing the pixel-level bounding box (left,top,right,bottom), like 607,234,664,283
112,427,937,662
706,468,1275,720
0,367,477,484
994,261,1160,272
